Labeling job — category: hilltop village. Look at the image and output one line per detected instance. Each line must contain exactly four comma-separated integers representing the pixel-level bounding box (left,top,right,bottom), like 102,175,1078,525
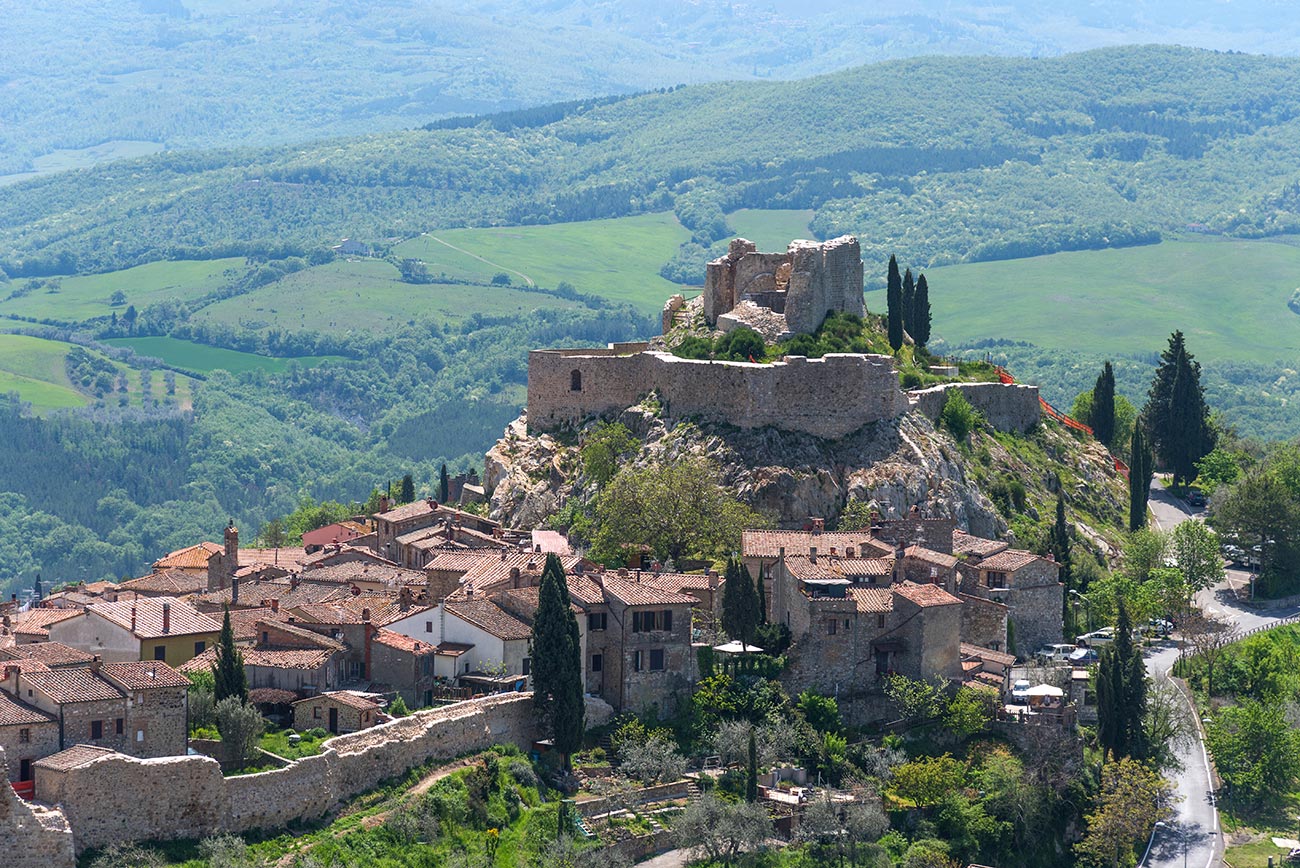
1,237,1083,867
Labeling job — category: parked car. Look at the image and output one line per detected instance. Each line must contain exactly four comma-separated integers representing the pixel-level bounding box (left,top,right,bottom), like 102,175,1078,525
1011,679,1031,699
1144,618,1174,637
1077,628,1115,648
1187,491,1207,507
1035,643,1078,664
1068,647,1099,665
1223,544,1246,565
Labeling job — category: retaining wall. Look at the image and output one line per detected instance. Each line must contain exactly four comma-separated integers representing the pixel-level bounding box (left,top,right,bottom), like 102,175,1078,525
31,693,613,854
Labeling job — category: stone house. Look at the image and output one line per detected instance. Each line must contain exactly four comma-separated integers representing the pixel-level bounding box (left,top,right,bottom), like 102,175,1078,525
0,691,58,784
115,569,208,599
372,498,501,563
48,597,220,668
292,691,383,735
956,546,1063,658
98,662,190,758
367,629,438,709
180,619,347,696
301,520,370,553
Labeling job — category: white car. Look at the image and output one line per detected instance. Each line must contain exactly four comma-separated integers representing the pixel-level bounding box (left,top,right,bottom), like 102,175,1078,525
1078,628,1115,648
1035,643,1078,664
1011,679,1031,699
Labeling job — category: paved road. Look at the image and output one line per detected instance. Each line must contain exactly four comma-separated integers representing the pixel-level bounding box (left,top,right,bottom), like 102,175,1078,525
1140,481,1297,867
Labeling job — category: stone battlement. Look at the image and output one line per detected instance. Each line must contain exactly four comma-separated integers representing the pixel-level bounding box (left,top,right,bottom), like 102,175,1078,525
528,348,910,440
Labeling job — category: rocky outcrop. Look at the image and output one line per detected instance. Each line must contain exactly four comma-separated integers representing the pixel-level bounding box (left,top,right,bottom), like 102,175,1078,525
489,405,1007,538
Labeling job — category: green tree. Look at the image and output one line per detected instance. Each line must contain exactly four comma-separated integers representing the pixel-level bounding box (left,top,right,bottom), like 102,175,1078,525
1207,699,1300,806
901,267,916,337
745,727,759,802
796,690,842,734
388,695,410,717
530,553,584,768
258,517,285,549
592,456,768,564
887,254,904,352
580,421,638,488
1097,601,1146,761
1145,331,1215,489
720,557,761,647
940,389,982,441
212,608,247,704
399,473,415,504
1091,361,1116,446
1049,493,1072,591
438,463,450,503
1074,757,1172,868
889,754,966,809
1214,466,1300,595
214,696,264,769
1169,520,1224,597
1128,424,1153,532
913,273,932,347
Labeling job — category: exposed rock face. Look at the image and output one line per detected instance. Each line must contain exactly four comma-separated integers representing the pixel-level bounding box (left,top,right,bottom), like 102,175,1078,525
488,406,1006,539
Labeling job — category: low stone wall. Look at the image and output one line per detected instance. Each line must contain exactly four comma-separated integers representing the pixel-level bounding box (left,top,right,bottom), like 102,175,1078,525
0,748,75,868
908,382,1041,434
32,693,613,853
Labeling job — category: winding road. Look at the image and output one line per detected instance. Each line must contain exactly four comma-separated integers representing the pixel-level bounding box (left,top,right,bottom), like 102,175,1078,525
1141,484,1300,868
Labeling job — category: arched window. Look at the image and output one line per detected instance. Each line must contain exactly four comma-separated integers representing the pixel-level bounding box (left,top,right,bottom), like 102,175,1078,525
570,369,583,392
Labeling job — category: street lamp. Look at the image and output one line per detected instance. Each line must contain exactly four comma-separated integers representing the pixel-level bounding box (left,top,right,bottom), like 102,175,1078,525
1155,820,1188,868
1069,589,1091,632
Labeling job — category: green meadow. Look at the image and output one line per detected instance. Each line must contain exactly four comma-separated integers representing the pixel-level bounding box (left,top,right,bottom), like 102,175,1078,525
0,257,243,323
191,258,585,336
727,208,815,250
104,337,342,374
0,335,89,411
925,238,1300,365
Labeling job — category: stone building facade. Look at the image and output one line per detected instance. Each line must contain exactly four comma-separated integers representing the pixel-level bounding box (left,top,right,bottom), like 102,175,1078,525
0,747,75,868
292,691,383,735
0,693,58,784
958,549,1063,657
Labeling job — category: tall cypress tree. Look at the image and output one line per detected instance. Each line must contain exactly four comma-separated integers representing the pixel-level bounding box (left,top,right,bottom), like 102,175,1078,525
1146,331,1215,488
1050,493,1073,589
212,607,247,704
1092,362,1116,447
756,567,768,625
1129,425,1153,532
721,558,761,647
438,463,450,503
399,473,415,504
913,273,932,348
886,255,904,352
1097,600,1146,761
531,554,584,767
901,268,915,337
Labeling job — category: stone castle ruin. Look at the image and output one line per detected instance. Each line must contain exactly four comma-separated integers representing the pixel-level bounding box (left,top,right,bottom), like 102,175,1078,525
703,235,866,337
528,234,1041,440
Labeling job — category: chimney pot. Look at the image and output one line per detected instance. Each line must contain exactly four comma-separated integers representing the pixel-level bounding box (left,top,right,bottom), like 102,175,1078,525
362,607,371,622
270,599,279,613
90,655,102,674
162,602,171,634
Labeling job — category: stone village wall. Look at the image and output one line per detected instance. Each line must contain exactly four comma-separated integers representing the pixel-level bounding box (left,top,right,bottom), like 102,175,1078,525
0,748,75,868
908,382,1041,434
29,693,613,855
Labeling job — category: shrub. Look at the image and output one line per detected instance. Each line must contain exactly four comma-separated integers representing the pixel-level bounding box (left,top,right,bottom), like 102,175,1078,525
940,389,983,440
388,695,409,718
215,697,265,769
198,834,250,868
507,759,539,789
89,844,166,868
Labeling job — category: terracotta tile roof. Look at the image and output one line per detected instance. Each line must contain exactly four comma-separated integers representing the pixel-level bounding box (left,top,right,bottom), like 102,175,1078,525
641,572,720,592
180,646,335,674
598,575,699,607
952,530,1009,558
371,629,438,655
117,570,208,596
154,541,222,570
848,587,894,614
785,556,894,582
961,643,1016,667
375,500,439,524
531,530,571,554
41,591,98,607
301,546,396,569
977,549,1048,573
903,545,959,569
101,662,190,690
395,525,445,546
893,581,962,608
197,579,349,611
21,668,124,703
259,620,347,651
87,597,221,639
426,549,507,574
444,598,533,641
82,581,119,596
248,687,299,705
8,608,83,639
227,607,283,642
294,690,382,711
0,642,94,668
294,562,425,587
0,692,56,726
742,529,893,559
302,521,370,548
34,745,117,771
238,549,309,570
565,576,606,607
434,641,474,656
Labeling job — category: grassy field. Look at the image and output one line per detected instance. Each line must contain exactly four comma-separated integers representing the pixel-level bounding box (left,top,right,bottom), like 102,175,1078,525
104,337,343,374
925,237,1300,365
0,139,165,186
392,211,693,312
0,257,243,322
727,208,815,250
192,258,584,336
0,335,88,411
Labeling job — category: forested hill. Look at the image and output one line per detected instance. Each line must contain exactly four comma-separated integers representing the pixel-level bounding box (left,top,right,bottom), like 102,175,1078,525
7,46,1300,278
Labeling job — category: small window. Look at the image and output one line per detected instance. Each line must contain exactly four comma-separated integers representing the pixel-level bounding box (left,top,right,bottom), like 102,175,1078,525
136,730,144,743
522,658,531,676
91,720,103,740
587,613,607,631
116,718,124,735
987,571,1007,589
825,619,837,636
261,631,269,645
844,619,850,630
425,621,433,633
194,641,206,655
649,649,665,671
154,645,167,661
633,650,643,672
877,613,886,629
570,369,583,392
18,728,30,744
314,706,321,719
591,653,603,672
663,610,673,632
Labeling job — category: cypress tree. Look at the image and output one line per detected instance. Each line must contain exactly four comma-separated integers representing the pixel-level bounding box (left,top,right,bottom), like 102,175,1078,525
1146,331,1215,488
1129,425,1153,532
913,273,932,347
1097,600,1147,761
746,727,759,802
886,255,904,352
901,268,915,337
399,473,415,504
531,554,584,767
721,558,761,647
212,607,247,704
756,568,767,625
1092,361,1116,447
438,463,450,503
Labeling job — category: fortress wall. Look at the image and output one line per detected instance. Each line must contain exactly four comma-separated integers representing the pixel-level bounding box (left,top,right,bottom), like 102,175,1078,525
528,349,653,430
29,694,614,853
908,383,1041,434
785,236,865,334
0,748,75,868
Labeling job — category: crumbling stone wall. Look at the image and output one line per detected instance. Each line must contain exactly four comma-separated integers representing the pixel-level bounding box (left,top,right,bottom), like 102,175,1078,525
29,694,613,853
0,748,74,868
528,349,909,441
703,236,865,335
908,383,1041,434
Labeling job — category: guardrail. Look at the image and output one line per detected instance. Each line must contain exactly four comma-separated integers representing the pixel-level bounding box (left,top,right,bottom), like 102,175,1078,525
1176,613,1300,664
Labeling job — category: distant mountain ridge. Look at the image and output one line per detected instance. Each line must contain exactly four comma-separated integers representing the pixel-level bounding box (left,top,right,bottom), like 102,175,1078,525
5,45,1300,278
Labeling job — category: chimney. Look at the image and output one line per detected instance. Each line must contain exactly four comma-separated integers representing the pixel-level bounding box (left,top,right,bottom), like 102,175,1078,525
232,578,240,606
290,573,300,589
809,546,817,564
811,518,824,535
364,621,373,681
510,567,522,589
379,494,390,513
270,599,279,613
707,570,718,592
131,604,137,633
162,602,171,634
90,655,102,675
534,544,541,553
362,607,371,623
829,546,838,557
